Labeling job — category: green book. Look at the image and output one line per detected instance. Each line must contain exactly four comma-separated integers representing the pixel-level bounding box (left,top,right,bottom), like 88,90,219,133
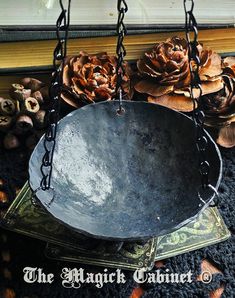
0,182,230,271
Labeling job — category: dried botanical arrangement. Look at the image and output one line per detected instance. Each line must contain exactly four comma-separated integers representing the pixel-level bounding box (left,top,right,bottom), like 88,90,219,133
0,78,49,151
61,51,133,108
58,39,235,148
0,78,49,208
133,37,235,148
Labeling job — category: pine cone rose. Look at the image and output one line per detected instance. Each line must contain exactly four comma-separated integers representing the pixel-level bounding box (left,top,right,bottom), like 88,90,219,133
135,37,190,100
62,51,132,108
201,75,235,119
135,37,223,112
201,57,235,148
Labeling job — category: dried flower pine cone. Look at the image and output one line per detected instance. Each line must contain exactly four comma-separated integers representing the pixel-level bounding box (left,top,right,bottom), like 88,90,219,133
135,36,223,112
135,37,190,101
134,36,235,147
62,51,133,108
0,78,49,151
201,57,235,148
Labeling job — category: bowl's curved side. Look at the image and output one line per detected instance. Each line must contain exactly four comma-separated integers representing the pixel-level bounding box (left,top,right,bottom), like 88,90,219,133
29,100,222,240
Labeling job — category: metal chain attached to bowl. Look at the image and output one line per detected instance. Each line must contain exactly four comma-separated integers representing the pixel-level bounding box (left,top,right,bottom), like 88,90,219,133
39,0,71,192
38,0,127,195
183,0,218,203
35,0,218,208
115,0,128,114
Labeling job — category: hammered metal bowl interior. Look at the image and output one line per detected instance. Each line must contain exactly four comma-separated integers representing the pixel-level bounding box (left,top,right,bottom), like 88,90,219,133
29,101,222,241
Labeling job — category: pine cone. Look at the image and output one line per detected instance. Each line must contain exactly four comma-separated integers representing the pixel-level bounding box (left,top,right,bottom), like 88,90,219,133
201,58,235,148
62,51,132,108
135,37,190,94
135,37,223,112
201,75,235,122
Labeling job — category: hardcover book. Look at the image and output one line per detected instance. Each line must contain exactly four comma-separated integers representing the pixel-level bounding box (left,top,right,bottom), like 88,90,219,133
0,182,230,270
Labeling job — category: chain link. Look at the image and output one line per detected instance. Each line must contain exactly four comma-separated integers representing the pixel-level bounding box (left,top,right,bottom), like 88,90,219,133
115,0,128,113
183,0,211,189
38,0,213,199
40,0,71,191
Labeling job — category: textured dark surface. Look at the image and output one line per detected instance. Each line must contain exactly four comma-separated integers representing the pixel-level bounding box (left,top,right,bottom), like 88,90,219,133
29,101,222,240
0,140,234,298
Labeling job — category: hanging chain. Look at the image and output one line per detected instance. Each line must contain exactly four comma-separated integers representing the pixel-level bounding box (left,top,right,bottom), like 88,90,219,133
183,0,216,196
40,0,71,191
115,0,128,113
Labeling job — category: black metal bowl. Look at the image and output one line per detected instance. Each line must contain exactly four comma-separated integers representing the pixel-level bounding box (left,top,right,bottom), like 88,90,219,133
29,101,222,241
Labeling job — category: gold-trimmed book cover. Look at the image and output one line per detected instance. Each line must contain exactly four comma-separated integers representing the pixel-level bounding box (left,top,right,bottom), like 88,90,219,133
155,207,230,260
45,207,230,269
0,182,158,270
45,240,157,271
0,182,231,270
